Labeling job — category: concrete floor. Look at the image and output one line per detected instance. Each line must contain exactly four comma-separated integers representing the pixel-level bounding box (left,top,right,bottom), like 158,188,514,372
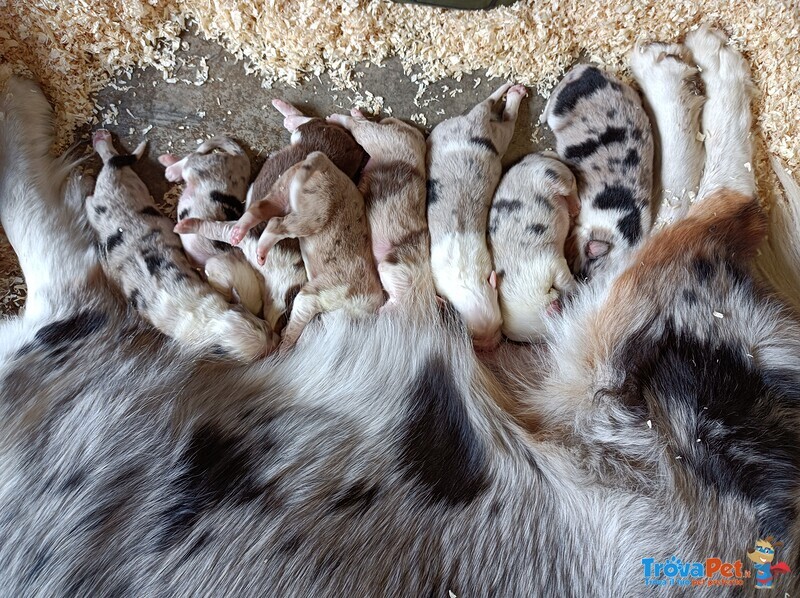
0,32,554,315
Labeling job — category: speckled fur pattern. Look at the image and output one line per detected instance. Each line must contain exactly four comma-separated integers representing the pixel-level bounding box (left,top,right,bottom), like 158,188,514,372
544,64,655,283
161,136,262,314
488,153,577,341
85,129,275,361
427,83,526,349
1,27,799,597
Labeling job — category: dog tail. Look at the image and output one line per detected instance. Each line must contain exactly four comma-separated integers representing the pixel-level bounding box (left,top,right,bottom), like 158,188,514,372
755,157,800,310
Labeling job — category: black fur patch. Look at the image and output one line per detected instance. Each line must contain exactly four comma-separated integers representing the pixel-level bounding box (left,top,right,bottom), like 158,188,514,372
108,154,138,168
544,168,560,182
593,184,636,212
94,205,107,215
622,148,640,169
426,179,440,206
492,199,523,213
17,310,108,356
564,126,627,161
210,191,244,221
400,356,488,505
128,289,143,310
682,289,698,305
533,193,554,212
526,223,547,235
616,209,642,245
157,426,276,549
140,206,161,217
553,67,609,116
178,208,190,221
618,323,800,536
329,481,379,516
469,136,498,154
692,257,715,283
143,252,170,276
105,229,124,253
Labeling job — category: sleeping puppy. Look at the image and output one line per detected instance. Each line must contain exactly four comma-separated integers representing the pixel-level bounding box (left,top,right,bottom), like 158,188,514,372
543,64,654,283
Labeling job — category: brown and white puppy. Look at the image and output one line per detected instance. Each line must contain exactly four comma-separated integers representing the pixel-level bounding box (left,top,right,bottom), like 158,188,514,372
85,130,275,361
488,153,578,341
233,98,368,243
230,152,383,350
427,83,527,350
327,109,435,309
158,137,262,315
543,64,654,283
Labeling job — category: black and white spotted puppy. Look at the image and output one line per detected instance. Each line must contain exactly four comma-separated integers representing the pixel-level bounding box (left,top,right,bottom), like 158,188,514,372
543,65,654,281
488,153,578,341
427,83,526,350
158,137,262,315
85,130,275,361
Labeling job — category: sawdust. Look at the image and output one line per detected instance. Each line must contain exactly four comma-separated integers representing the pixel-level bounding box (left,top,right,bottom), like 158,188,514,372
0,0,798,315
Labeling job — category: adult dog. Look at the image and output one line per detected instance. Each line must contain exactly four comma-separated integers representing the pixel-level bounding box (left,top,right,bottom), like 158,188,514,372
0,28,798,596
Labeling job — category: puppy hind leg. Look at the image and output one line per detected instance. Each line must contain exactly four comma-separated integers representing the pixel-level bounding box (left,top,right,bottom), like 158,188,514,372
279,289,321,352
685,27,755,201
630,42,705,228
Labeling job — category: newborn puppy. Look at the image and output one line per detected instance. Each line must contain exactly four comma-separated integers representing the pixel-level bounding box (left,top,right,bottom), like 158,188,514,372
158,137,262,315
427,83,527,350
543,64,654,281
229,151,383,351
85,130,275,361
174,218,306,335
234,98,368,240
326,109,434,308
488,153,578,341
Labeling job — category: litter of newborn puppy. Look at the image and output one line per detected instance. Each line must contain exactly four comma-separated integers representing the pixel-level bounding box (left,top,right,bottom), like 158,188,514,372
86,129,276,361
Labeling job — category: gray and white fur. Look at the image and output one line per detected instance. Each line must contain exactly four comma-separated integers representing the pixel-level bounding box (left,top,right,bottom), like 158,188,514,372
427,83,526,350
1,28,800,597
84,129,275,361
488,153,578,341
158,137,262,315
543,64,655,282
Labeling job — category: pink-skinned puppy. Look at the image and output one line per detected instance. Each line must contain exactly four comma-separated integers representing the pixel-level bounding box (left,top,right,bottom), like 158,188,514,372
222,152,383,352
85,130,276,361
158,136,262,315
231,99,368,246
426,83,527,350
488,153,578,341
326,109,435,310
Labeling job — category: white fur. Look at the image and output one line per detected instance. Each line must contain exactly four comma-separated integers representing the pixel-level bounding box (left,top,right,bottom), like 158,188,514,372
685,27,756,200
431,233,501,347
630,42,705,227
